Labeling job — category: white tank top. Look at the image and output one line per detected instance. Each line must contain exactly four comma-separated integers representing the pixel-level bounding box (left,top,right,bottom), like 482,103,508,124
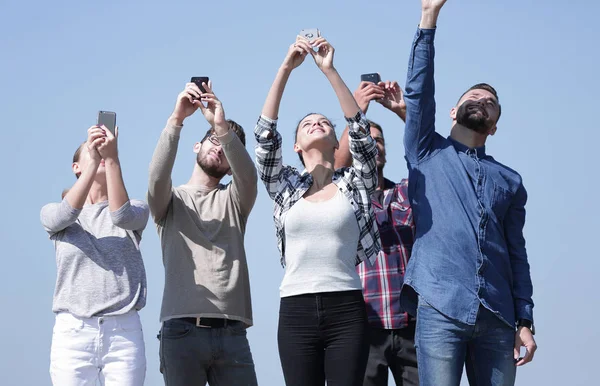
280,189,362,297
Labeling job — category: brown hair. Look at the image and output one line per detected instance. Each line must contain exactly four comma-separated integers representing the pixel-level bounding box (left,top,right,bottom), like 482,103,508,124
72,141,86,179
294,113,336,166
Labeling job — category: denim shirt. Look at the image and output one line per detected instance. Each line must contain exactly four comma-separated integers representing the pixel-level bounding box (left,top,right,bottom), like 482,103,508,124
399,28,534,327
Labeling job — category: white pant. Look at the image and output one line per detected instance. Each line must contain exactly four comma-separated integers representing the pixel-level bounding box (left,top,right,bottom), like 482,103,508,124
50,311,146,386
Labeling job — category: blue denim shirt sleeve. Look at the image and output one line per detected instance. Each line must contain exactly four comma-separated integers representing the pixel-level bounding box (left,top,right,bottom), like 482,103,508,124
403,28,437,164
505,183,534,322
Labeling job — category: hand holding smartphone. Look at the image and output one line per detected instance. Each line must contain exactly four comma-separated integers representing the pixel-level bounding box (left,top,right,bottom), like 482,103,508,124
97,111,117,136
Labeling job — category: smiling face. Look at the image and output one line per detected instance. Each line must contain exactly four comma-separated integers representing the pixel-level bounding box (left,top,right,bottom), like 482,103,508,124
293,113,339,166
451,84,501,136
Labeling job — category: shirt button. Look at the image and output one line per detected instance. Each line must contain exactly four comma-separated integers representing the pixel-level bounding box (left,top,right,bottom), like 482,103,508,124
99,319,104,325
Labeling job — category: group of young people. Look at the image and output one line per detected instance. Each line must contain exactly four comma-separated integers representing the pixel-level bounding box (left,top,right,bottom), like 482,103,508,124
40,1,537,385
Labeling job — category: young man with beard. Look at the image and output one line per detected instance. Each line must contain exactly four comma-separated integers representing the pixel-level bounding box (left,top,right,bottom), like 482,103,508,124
400,1,537,385
336,80,418,386
148,81,258,385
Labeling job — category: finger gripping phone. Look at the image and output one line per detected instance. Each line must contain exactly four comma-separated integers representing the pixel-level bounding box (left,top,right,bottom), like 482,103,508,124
361,73,382,84
191,76,209,93
299,28,320,42
97,111,117,135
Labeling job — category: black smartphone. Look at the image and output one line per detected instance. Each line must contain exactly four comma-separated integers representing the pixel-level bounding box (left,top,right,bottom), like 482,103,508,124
361,73,382,84
191,76,209,94
97,111,117,135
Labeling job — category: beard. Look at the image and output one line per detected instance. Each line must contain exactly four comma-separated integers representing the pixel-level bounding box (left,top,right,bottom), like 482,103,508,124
456,101,493,134
197,153,227,179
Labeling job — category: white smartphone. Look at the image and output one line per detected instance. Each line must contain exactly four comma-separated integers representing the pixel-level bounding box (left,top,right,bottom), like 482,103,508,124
298,28,320,42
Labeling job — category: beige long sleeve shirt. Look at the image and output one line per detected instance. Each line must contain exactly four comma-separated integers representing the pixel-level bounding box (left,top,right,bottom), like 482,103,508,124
148,124,257,326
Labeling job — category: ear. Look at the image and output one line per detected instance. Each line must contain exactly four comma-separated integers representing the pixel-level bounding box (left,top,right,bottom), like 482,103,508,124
193,142,201,154
450,106,458,120
333,138,339,151
293,142,302,154
72,162,81,176
489,125,498,136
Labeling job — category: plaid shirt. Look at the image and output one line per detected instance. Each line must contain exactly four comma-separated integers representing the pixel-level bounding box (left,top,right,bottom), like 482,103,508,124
254,111,381,268
358,178,415,330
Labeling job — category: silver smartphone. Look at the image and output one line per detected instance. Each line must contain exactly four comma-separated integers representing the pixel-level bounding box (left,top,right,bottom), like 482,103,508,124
298,28,320,42
97,111,117,135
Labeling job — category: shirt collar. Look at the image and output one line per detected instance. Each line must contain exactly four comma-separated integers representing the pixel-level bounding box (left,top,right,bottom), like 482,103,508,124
448,136,486,158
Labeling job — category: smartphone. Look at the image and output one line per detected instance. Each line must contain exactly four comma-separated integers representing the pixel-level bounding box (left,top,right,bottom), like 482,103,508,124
298,28,320,42
191,76,209,94
97,111,117,135
361,73,382,84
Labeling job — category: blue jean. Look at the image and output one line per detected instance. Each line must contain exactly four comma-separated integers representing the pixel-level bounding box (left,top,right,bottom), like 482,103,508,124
415,297,516,386
159,318,257,386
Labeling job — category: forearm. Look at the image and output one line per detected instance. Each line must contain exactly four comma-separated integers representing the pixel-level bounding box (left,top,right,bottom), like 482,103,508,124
348,113,378,193
220,130,258,214
420,7,442,29
65,160,100,209
147,124,180,221
334,126,352,169
262,67,292,120
324,69,361,121
403,28,437,162
105,158,129,212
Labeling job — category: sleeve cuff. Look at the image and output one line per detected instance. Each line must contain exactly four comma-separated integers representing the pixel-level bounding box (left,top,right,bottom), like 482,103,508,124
216,129,236,145
109,200,131,222
164,123,183,137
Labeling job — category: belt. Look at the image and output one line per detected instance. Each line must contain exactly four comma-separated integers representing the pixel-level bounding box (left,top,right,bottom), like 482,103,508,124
177,317,234,328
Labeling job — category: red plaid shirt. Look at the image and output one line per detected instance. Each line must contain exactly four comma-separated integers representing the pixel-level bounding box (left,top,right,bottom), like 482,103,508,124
357,178,415,329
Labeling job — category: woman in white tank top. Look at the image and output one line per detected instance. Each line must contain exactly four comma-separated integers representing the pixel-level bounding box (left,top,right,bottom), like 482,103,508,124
254,33,381,386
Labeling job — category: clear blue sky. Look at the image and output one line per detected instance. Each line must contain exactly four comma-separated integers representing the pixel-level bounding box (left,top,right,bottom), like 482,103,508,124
1,0,598,385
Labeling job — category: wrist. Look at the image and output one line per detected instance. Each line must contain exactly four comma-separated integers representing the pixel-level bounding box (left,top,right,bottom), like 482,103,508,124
103,156,120,166
420,9,440,29
516,319,535,335
168,115,185,127
278,64,294,76
322,67,338,77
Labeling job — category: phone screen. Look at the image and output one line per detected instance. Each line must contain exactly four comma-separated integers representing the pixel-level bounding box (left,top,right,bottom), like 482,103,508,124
97,111,117,135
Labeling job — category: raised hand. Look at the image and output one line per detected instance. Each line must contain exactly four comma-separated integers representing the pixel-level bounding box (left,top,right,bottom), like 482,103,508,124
421,0,448,28
282,39,312,72
354,81,385,114
309,37,335,72
96,125,119,161
376,80,406,119
86,125,105,163
169,83,203,125
197,81,226,130
422,0,447,11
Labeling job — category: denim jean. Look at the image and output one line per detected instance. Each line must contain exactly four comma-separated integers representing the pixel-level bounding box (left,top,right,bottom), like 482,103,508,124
415,297,516,386
277,290,370,386
159,318,257,386
50,311,146,386
363,323,419,386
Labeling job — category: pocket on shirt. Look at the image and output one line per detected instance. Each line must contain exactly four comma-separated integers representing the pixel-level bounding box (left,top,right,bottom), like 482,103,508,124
491,184,513,220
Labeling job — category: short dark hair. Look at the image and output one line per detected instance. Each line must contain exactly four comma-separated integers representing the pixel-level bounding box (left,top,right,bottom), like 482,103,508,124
294,113,335,167
202,119,246,146
72,141,86,179
458,83,502,121
368,119,383,134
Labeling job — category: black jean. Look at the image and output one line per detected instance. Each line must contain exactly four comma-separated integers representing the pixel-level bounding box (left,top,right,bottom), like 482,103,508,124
363,322,419,386
277,290,370,386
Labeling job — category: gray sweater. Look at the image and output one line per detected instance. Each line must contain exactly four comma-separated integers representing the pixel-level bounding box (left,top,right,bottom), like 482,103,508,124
40,199,149,318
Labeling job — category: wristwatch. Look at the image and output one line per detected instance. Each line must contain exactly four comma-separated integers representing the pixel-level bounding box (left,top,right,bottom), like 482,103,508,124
516,319,535,335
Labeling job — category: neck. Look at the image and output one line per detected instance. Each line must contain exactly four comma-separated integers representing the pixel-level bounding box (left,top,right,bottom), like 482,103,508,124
304,150,335,189
376,168,385,191
187,163,222,189
450,123,488,149
86,180,108,205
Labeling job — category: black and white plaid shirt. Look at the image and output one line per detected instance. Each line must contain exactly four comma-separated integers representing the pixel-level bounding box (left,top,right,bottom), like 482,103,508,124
254,111,381,268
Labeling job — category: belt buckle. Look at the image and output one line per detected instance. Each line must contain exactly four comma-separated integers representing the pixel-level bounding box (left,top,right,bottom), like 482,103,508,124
195,318,210,328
